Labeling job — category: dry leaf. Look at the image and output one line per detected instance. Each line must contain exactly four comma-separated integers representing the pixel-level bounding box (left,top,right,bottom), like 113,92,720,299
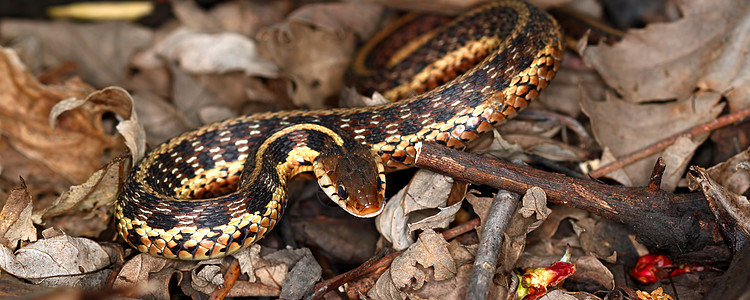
580,91,723,187
0,180,37,249
370,229,456,298
408,201,462,233
50,86,145,164
568,255,614,291
0,48,109,183
376,170,458,250
706,147,750,195
0,20,152,87
258,2,383,108
582,0,750,104
0,230,117,289
286,2,384,39
113,253,177,298
687,166,750,243
39,155,125,238
155,28,279,77
226,245,321,298
191,264,224,294
278,249,321,299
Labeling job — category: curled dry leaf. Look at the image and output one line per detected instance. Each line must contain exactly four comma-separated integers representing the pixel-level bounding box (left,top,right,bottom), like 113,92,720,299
706,148,750,195
581,91,723,187
191,264,225,294
38,154,126,238
0,179,37,249
0,230,117,289
155,28,279,77
687,166,750,244
582,0,750,104
257,3,383,108
408,201,463,234
376,170,459,250
369,229,456,298
50,86,146,164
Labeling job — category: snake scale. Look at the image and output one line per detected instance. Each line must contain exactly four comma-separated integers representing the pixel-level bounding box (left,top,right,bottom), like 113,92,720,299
115,0,564,260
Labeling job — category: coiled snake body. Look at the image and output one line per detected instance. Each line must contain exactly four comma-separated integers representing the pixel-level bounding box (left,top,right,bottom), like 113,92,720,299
116,0,563,260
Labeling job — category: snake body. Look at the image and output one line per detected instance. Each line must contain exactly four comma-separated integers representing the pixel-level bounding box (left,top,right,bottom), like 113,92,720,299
115,0,563,260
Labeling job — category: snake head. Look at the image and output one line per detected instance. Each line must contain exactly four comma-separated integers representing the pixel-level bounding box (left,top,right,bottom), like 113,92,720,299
313,141,386,218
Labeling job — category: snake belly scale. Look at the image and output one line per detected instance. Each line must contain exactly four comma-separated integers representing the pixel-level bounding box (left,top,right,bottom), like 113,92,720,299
115,0,564,260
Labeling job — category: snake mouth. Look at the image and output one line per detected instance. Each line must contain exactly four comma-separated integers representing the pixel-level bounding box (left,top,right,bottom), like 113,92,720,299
341,196,386,218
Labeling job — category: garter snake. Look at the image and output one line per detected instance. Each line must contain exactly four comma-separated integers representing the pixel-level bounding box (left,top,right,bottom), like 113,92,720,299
115,0,563,260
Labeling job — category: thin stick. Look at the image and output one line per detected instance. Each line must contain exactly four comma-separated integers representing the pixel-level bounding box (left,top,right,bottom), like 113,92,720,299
465,191,519,300
442,218,481,240
590,107,750,178
307,251,401,300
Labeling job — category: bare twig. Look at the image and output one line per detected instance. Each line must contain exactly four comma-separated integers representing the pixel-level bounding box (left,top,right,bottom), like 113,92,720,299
307,251,400,300
466,191,519,300
442,218,481,240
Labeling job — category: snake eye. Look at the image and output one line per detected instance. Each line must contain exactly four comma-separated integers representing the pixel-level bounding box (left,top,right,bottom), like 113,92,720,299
337,184,348,200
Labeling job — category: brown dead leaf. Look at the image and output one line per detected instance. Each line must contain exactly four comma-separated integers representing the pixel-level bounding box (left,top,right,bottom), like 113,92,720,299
278,249,322,299
568,255,614,292
50,86,145,164
0,229,117,289
225,245,321,298
38,155,125,238
533,66,601,119
0,48,132,184
582,0,750,105
0,20,152,87
581,91,723,187
0,179,37,249
257,3,383,108
687,166,750,244
113,253,177,298
357,0,487,15
376,170,460,250
706,147,750,195
370,229,455,298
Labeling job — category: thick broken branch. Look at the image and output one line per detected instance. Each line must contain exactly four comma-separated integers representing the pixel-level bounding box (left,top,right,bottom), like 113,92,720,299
414,142,729,261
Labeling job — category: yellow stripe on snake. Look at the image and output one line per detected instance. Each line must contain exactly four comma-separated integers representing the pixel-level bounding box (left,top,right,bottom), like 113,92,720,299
115,0,564,260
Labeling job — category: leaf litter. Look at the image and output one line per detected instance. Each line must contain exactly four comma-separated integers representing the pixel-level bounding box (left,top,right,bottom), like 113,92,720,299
0,0,748,298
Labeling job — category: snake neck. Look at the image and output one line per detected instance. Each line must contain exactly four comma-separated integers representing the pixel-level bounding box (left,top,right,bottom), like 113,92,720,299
115,126,347,260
